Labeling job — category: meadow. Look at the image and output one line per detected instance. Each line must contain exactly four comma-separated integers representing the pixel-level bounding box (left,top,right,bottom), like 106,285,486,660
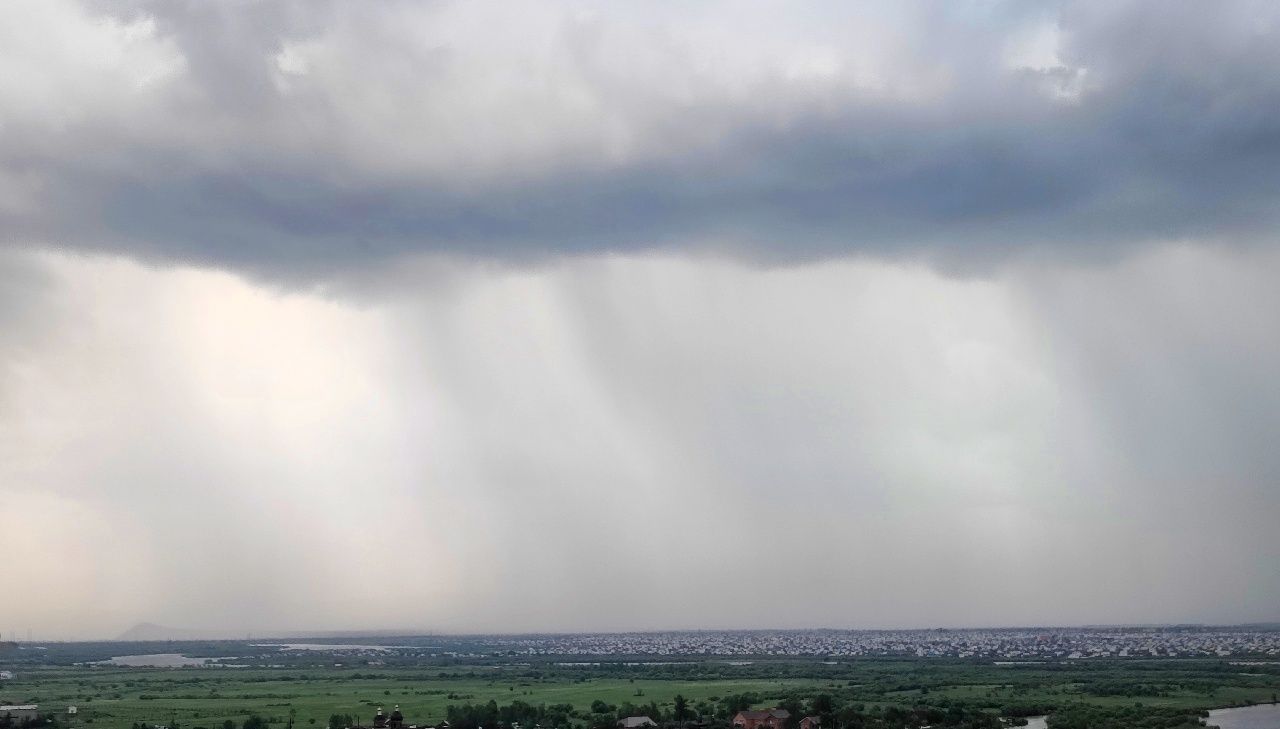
5,668,817,729
3,641,1279,729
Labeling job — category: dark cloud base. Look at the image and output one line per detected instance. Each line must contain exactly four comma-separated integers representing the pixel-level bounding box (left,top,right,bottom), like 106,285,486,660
5,1,1280,280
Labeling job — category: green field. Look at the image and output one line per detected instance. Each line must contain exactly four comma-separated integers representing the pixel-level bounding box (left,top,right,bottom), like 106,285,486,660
5,670,817,728
4,658,1279,729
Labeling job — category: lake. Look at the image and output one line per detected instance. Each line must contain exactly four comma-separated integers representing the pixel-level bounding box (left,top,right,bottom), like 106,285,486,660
1209,704,1280,729
1015,706,1280,729
102,653,208,667
252,643,411,651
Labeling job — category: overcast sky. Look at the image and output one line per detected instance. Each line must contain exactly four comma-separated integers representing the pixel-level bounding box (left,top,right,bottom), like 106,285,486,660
2,0,1279,640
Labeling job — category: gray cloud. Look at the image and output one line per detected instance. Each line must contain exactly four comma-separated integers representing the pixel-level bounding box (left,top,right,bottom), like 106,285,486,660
4,1,1280,278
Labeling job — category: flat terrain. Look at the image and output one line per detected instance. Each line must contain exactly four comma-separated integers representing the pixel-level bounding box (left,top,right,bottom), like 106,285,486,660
4,669,820,728
3,635,1280,729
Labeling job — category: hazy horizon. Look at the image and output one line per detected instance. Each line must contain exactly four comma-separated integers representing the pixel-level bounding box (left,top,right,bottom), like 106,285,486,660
11,620,1280,646
3,0,1280,641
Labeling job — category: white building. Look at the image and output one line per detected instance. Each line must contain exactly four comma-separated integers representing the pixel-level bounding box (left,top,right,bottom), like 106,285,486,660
0,705,40,722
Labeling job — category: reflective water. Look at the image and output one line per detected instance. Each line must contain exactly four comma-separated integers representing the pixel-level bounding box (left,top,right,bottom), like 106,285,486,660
103,653,207,667
253,643,411,651
1209,704,1280,729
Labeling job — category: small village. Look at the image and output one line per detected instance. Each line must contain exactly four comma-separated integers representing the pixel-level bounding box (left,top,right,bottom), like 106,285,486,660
456,628,1280,660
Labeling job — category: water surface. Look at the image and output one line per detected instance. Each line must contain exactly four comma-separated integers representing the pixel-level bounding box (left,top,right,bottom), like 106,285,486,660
103,654,207,667
1208,704,1280,729
253,643,410,651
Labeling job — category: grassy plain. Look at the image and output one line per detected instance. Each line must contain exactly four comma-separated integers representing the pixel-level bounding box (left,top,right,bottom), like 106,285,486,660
5,668,816,728
3,659,1279,729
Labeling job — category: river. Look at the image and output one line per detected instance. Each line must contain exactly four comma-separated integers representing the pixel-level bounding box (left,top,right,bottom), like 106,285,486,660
1013,706,1280,729
1208,704,1280,729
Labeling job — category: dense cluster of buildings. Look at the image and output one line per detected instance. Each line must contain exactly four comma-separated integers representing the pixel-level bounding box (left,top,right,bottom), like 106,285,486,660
469,627,1280,659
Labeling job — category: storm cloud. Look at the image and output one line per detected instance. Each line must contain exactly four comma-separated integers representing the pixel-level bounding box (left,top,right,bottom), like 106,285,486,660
3,1,1280,275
